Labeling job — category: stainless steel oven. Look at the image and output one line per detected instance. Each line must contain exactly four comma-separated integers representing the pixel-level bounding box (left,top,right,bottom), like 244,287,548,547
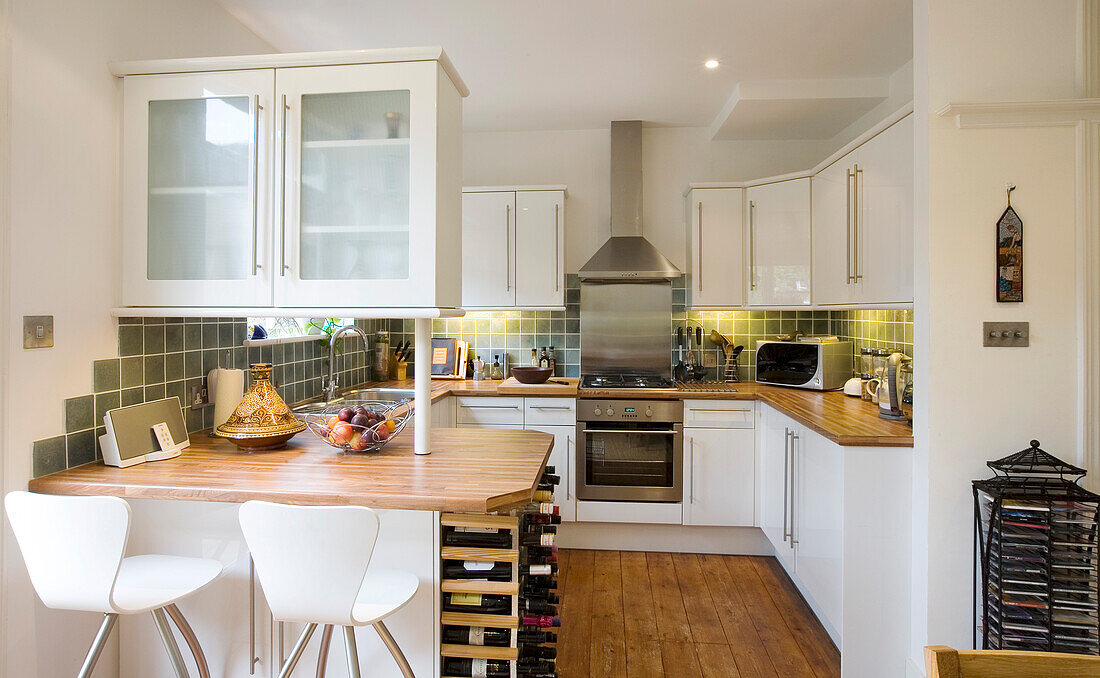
575,399,683,502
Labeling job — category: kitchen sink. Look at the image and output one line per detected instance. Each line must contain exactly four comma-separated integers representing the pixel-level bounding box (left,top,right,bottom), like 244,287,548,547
291,388,415,415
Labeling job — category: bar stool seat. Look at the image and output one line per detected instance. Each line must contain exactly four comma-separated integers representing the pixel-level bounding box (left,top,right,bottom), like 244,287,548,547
239,500,420,678
4,491,224,678
112,554,223,613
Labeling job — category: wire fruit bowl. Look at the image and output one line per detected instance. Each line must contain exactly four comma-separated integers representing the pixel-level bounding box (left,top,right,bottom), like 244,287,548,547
301,400,413,453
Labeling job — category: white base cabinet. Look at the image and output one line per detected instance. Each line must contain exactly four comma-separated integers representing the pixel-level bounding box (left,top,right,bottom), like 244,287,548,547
758,404,912,677
682,400,755,527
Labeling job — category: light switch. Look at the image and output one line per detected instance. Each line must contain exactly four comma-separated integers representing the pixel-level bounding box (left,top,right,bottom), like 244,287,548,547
983,321,1029,347
23,315,53,349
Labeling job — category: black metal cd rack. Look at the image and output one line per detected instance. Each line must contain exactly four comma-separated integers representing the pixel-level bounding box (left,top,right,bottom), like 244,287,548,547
973,441,1100,654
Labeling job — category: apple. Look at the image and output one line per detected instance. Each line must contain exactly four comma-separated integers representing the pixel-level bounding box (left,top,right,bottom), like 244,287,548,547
327,415,340,429
331,422,354,445
348,431,367,451
374,426,390,441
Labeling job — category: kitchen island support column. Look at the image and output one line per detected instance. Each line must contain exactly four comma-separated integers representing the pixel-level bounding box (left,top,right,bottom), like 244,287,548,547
414,317,431,455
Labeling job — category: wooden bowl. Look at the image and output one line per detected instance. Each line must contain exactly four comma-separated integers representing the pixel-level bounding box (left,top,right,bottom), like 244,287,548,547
511,366,553,384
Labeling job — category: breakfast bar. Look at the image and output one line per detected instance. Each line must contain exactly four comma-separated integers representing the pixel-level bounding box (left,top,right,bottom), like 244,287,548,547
28,427,555,678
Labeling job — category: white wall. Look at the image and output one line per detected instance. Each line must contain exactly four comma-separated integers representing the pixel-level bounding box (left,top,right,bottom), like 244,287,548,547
0,2,271,675
913,0,1081,666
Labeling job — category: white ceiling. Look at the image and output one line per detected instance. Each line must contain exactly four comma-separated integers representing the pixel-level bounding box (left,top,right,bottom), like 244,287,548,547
217,0,913,133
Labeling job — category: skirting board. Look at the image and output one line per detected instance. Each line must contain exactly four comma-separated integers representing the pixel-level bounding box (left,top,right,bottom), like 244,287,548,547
556,522,773,555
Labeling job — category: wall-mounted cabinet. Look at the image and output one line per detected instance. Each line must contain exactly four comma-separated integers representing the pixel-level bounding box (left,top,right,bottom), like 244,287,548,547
746,178,812,307
812,114,913,306
461,187,566,309
685,187,745,309
119,49,465,311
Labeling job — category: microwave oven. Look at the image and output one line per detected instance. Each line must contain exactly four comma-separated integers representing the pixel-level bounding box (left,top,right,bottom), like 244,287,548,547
755,340,853,390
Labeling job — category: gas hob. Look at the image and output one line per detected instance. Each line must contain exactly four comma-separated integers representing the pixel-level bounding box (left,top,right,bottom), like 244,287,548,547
580,374,676,390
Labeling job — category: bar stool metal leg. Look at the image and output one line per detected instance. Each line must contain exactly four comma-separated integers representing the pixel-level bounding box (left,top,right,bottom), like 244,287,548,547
343,627,361,678
278,623,318,678
373,621,415,678
165,603,211,678
315,624,334,678
151,607,191,678
77,613,118,678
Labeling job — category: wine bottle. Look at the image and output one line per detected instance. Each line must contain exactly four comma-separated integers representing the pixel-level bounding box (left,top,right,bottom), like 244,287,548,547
519,657,556,671
442,625,510,647
520,576,558,590
540,473,560,485
517,672,557,678
442,658,509,678
533,490,554,502
443,560,512,581
524,514,561,526
517,630,557,644
543,465,556,474
532,503,558,515
547,346,556,373
522,552,558,566
444,528,512,549
443,592,512,614
519,644,558,660
520,587,559,603
523,545,557,560
520,532,556,547
539,348,549,368
522,614,561,627
530,348,538,366
526,563,558,576
520,598,557,615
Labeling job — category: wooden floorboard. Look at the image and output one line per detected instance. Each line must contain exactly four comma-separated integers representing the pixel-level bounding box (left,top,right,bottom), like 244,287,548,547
553,549,839,678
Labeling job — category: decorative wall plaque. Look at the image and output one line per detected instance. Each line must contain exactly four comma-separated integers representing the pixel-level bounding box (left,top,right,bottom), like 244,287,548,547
997,186,1023,302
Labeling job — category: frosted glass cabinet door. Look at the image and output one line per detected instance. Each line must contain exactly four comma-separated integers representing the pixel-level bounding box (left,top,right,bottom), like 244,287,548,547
276,62,445,307
122,70,274,307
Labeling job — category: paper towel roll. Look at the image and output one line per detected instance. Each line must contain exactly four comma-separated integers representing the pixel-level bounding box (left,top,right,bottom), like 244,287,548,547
212,367,246,430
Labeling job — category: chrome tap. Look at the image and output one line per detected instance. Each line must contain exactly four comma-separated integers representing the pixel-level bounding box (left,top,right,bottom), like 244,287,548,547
324,324,370,401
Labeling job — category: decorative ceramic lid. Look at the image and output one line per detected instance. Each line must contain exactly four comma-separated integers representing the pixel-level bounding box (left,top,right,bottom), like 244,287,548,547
215,363,305,440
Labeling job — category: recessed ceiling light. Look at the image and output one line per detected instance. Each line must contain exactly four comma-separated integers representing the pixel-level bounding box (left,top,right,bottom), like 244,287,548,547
704,59,720,70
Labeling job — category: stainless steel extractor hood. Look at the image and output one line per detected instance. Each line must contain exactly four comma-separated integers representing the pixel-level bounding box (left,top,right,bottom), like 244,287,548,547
578,121,680,281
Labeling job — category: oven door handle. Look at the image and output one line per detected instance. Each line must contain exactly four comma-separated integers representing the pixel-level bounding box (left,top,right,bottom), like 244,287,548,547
580,429,679,435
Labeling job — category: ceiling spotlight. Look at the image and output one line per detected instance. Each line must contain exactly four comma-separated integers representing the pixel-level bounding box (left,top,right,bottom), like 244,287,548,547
704,59,719,69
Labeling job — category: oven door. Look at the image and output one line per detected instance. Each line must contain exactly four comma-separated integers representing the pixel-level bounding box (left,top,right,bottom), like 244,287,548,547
575,422,683,502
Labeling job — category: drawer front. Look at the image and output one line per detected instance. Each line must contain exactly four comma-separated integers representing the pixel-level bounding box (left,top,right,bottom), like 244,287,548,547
524,398,576,426
683,400,755,429
455,397,525,426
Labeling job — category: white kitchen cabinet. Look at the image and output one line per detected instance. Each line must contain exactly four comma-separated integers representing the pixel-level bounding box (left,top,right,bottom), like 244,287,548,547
430,395,456,428
812,113,913,306
746,178,812,307
685,187,744,308
461,188,565,309
455,396,525,426
526,425,576,522
683,427,755,526
461,192,514,307
760,406,798,569
120,50,464,310
122,70,275,307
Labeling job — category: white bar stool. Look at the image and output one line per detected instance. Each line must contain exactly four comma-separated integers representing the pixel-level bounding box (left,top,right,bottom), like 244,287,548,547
238,501,419,678
4,491,224,678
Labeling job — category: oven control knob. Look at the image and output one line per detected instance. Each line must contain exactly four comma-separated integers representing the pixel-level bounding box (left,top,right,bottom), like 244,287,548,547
594,407,603,416
606,407,615,416
645,408,653,417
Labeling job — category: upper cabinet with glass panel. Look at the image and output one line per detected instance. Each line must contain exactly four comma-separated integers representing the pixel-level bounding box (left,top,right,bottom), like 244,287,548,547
117,49,467,312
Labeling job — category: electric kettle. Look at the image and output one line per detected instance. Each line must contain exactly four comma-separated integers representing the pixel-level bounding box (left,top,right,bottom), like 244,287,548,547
878,352,912,421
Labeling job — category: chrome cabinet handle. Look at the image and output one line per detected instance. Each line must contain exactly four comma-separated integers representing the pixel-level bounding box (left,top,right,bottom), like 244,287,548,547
697,201,704,292
790,432,800,545
462,404,519,410
846,168,854,284
532,405,573,411
554,203,560,292
581,429,677,435
279,94,289,277
249,557,257,675
689,436,695,504
854,165,864,282
689,407,751,413
782,429,791,543
566,435,573,501
251,94,262,276
748,200,756,291
505,204,512,291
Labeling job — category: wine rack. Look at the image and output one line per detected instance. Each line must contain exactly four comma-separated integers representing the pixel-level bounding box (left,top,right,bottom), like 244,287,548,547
440,467,561,678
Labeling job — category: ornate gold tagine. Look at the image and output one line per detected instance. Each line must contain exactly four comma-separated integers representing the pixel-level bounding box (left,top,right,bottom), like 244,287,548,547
214,363,305,452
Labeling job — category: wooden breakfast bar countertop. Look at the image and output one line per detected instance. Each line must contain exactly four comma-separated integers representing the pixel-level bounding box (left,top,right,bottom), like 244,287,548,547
28,426,554,513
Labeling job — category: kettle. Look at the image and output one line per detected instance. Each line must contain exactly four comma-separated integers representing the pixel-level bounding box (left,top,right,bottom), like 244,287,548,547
877,352,912,421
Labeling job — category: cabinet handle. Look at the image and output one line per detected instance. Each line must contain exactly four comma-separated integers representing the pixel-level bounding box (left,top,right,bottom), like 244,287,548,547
462,404,520,410
697,202,704,292
554,203,560,292
689,407,751,413
854,165,864,282
689,436,695,504
846,168,854,284
748,200,756,291
790,432,800,546
505,204,512,291
566,435,573,501
279,94,290,277
782,428,791,543
532,405,573,411
251,94,262,275
249,556,257,675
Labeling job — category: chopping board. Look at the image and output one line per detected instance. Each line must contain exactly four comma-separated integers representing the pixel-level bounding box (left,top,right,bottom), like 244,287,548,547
496,377,580,396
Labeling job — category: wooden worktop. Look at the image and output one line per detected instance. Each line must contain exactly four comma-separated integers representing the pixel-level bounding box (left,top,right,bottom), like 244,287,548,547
28,426,554,513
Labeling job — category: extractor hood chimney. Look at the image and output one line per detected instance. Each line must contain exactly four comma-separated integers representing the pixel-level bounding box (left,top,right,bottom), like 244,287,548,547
578,121,681,281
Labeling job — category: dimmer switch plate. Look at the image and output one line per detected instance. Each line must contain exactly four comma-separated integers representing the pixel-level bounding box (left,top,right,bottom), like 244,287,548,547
983,321,1029,347
23,315,53,349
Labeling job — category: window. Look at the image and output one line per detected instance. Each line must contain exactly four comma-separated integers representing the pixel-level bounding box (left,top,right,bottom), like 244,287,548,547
245,317,351,345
